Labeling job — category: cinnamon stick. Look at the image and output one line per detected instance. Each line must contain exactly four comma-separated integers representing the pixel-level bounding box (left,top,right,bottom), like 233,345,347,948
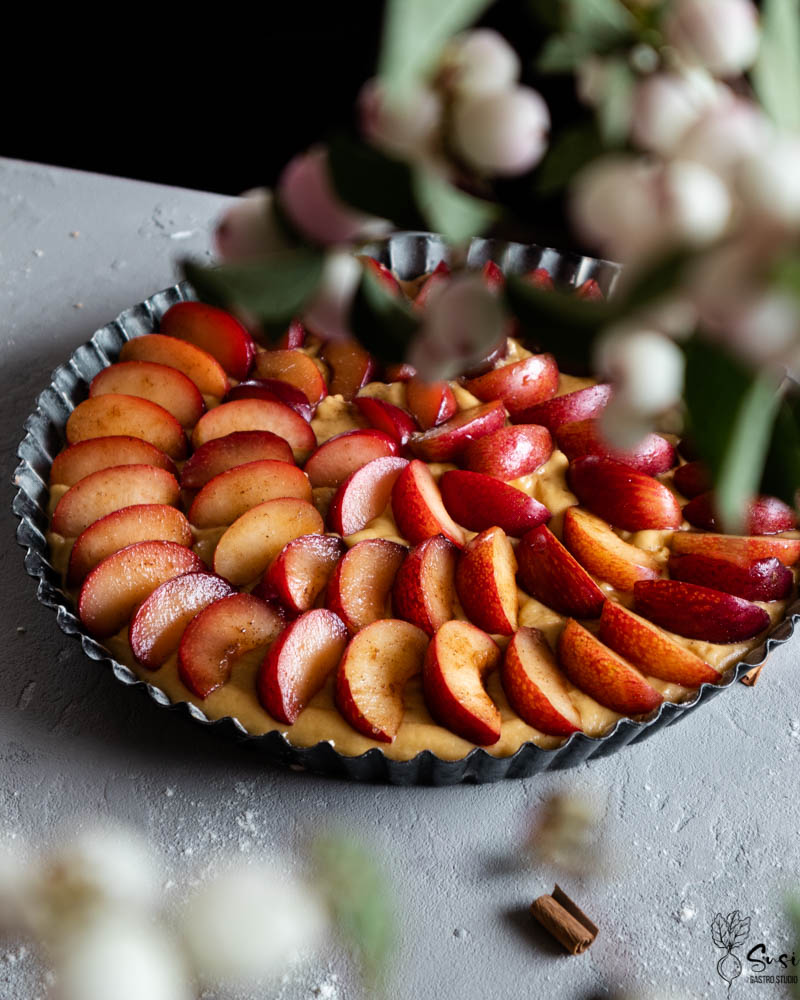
529,884,598,954
741,664,764,686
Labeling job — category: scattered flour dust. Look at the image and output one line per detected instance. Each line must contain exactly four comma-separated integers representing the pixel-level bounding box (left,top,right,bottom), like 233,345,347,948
311,973,339,998
236,810,258,837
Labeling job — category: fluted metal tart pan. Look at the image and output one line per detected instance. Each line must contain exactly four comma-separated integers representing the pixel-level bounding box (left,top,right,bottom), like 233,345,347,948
13,232,798,784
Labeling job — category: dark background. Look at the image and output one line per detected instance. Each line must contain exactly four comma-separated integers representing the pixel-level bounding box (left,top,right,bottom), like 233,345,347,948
4,2,557,196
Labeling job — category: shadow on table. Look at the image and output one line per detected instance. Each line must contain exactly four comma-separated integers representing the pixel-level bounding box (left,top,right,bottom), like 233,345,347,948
0,585,299,783
503,903,568,958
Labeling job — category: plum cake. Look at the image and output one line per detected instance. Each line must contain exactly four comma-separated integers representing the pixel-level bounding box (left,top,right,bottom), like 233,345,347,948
45,260,799,761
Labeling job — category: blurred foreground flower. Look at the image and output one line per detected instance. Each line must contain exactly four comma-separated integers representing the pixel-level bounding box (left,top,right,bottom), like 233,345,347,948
595,328,686,448
303,251,364,342
441,29,521,97
213,188,289,263
179,862,326,989
184,0,800,533
665,0,760,77
408,274,506,380
360,25,549,179
278,148,389,248
312,832,396,989
359,78,443,162
529,792,608,877
630,71,724,156
572,155,732,262
0,822,393,999
56,913,191,1000
451,86,550,177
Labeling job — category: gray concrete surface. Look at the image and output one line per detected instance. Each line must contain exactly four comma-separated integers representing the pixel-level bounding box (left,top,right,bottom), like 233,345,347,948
2,157,799,1000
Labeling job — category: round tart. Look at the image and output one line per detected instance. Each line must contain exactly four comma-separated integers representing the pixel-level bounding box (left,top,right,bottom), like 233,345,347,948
19,237,798,780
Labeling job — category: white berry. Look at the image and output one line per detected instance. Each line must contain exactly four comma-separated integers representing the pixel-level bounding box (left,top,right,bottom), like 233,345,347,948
665,0,760,77
630,70,722,154
410,275,506,380
674,98,770,179
729,291,800,364
661,159,732,246
358,78,443,160
179,862,327,987
451,86,550,176
571,156,662,259
31,825,159,939
596,327,685,418
55,911,191,1000
442,29,520,97
738,133,800,226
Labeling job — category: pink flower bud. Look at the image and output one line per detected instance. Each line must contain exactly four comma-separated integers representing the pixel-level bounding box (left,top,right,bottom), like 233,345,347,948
214,188,290,262
358,77,443,160
441,29,520,97
451,86,550,177
630,71,723,154
665,0,760,76
278,147,387,246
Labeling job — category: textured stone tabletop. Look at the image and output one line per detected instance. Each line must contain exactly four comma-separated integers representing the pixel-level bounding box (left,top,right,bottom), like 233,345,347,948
2,157,799,1000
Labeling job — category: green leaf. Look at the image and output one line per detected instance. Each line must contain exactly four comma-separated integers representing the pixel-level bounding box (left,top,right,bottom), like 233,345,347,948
349,259,421,365
537,34,596,72
771,252,800,299
327,135,426,230
684,338,782,532
327,136,497,241
568,0,636,38
762,393,800,505
752,0,800,131
538,0,636,72
596,58,635,146
412,167,499,241
182,249,325,329
378,0,493,97
505,275,611,369
312,833,395,988
622,248,696,314
534,124,607,195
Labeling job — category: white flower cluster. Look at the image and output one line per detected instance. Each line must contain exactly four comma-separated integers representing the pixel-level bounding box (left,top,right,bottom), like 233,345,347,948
570,0,800,440
211,30,551,347
361,29,550,178
0,825,326,1000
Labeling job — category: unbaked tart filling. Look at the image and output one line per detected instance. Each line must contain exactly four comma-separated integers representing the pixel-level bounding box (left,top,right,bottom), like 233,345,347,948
45,262,798,761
